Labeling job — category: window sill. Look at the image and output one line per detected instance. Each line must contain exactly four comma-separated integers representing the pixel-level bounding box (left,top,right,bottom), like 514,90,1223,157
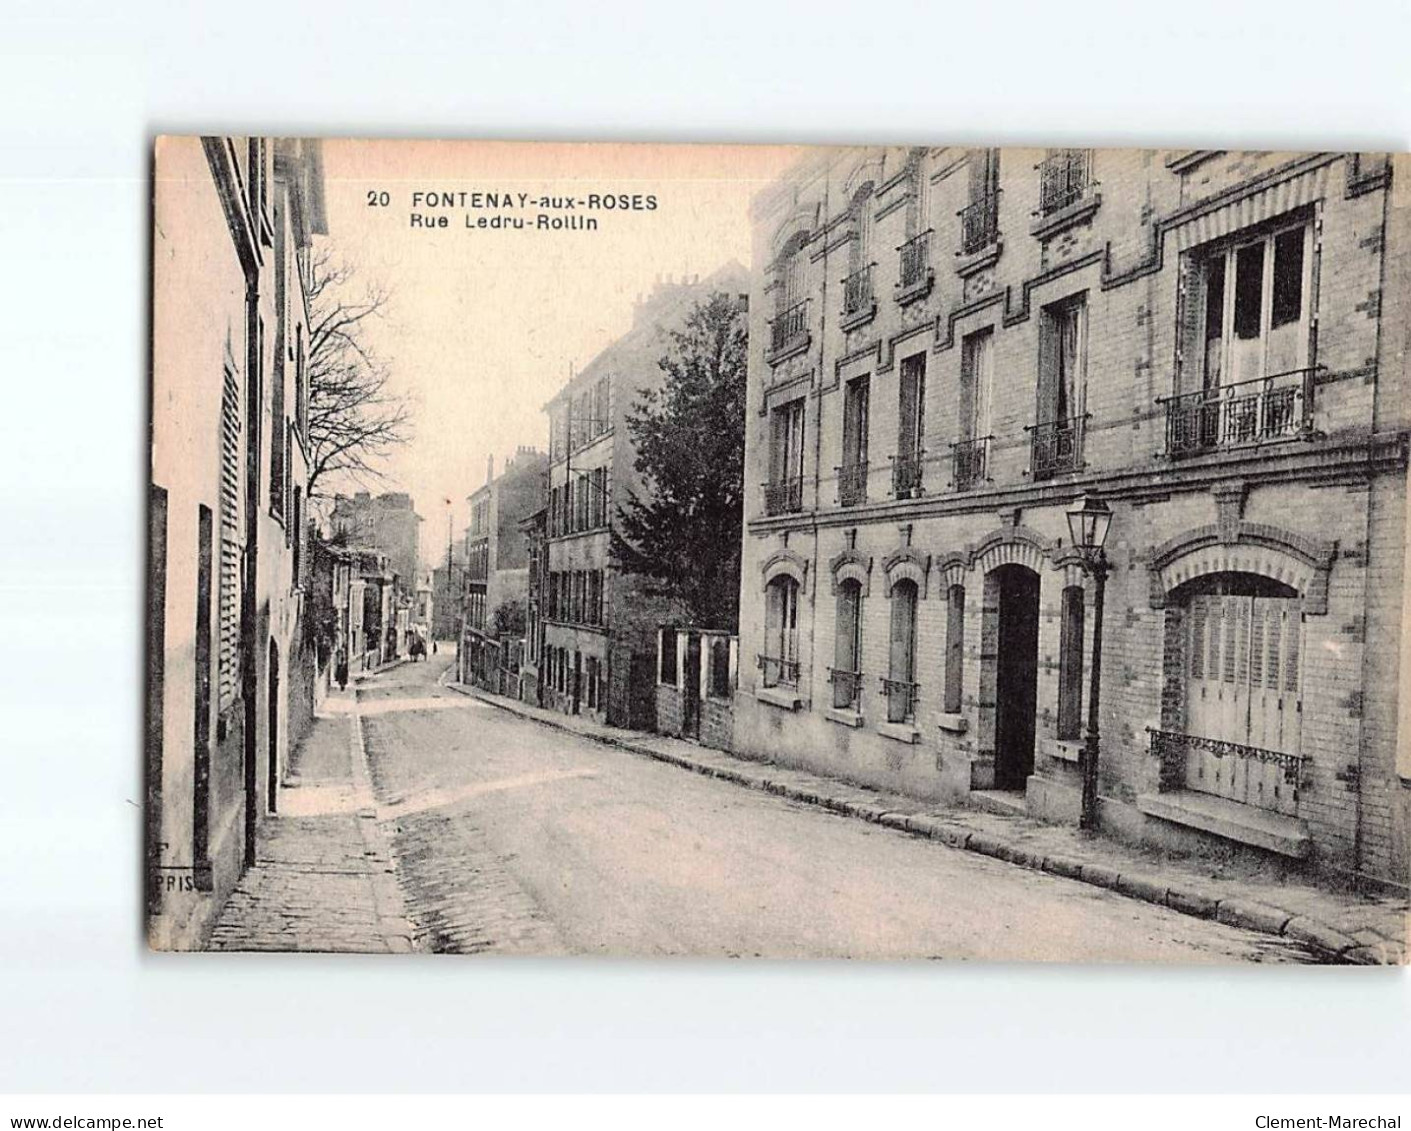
825,707,864,728
1136,791,1311,859
1030,193,1101,241
766,333,811,367
1046,738,1083,763
894,271,935,307
878,720,920,744
936,711,968,734
954,240,1001,278
839,304,876,333
756,686,803,711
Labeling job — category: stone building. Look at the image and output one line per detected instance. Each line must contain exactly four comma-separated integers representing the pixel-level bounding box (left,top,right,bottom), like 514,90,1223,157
330,490,422,597
460,447,548,691
736,146,1409,888
541,265,749,728
147,136,327,948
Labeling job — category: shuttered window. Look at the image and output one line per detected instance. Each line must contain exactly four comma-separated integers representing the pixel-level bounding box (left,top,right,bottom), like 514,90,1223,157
217,362,242,713
1057,585,1085,740
944,584,965,714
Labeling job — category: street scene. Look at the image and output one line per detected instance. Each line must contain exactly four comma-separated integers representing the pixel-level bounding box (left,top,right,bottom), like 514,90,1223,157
147,138,1410,961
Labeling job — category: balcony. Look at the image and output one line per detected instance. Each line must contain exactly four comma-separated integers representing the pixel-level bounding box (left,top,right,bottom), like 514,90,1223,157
763,475,804,517
1141,728,1311,857
837,460,868,507
840,267,875,331
891,452,924,500
1032,150,1100,239
1038,150,1093,216
1027,415,1086,480
829,668,863,711
767,300,810,365
950,435,990,491
959,192,1000,256
880,676,918,725
1159,368,1317,459
758,653,801,689
896,231,934,305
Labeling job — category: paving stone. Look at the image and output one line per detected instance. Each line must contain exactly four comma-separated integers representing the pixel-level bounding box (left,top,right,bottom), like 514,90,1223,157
1284,916,1359,957
1116,873,1170,906
1215,899,1293,936
1166,888,1219,919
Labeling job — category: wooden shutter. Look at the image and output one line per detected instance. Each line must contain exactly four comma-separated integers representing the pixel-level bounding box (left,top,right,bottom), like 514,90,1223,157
834,582,860,673
944,584,965,713
889,582,916,683
1057,586,1085,739
217,363,241,712
1037,307,1060,427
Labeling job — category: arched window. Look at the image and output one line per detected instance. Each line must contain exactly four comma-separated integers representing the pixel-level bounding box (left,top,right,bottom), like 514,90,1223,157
775,230,808,318
763,575,800,688
943,583,965,714
832,578,863,709
887,578,919,723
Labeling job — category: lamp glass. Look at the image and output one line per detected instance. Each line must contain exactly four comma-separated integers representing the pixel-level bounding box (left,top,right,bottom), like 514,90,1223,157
1067,495,1112,553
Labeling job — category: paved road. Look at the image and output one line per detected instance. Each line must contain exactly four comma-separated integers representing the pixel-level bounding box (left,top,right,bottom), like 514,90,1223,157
357,653,1315,962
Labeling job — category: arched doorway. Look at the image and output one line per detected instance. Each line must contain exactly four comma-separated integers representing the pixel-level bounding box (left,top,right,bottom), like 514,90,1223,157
267,639,280,814
990,564,1040,790
1164,571,1304,813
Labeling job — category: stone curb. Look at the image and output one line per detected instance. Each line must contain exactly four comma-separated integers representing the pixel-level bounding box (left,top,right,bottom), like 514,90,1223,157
450,682,1399,966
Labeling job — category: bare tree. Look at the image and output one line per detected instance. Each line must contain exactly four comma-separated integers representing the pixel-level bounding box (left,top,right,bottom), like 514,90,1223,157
304,245,413,500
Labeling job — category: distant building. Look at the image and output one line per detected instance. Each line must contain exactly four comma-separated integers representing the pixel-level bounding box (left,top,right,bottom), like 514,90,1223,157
519,504,549,705
541,265,749,728
330,490,422,596
460,446,549,693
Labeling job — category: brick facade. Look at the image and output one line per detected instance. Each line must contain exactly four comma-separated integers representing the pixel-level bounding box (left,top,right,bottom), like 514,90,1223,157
737,147,1410,887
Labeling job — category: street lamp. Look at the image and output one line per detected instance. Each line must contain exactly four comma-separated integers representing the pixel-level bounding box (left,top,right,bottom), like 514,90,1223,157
1065,493,1113,832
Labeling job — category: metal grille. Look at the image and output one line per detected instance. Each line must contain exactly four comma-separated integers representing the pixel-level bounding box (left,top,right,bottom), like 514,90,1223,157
1038,149,1091,215
959,192,1000,255
842,267,873,316
758,654,801,688
829,668,863,711
898,232,931,289
770,300,809,353
951,436,989,490
764,475,804,516
1027,416,1084,480
892,453,924,499
1161,368,1316,457
837,461,868,507
1148,728,1307,816
880,677,918,724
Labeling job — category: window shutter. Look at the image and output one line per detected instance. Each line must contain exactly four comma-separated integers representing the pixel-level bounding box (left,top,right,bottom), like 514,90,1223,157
889,583,916,683
834,583,860,673
944,584,965,713
1058,586,1085,739
1037,309,1059,427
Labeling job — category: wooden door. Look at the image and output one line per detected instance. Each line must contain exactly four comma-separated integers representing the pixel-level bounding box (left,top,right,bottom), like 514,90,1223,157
1183,589,1303,813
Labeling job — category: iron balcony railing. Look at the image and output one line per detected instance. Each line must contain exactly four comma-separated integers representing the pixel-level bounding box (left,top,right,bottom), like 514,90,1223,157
892,451,925,499
1026,414,1087,480
959,191,1000,255
829,668,863,711
842,266,874,317
880,676,919,724
1147,728,1308,818
763,474,804,516
1159,367,1318,458
951,435,990,491
758,653,801,689
1038,149,1092,216
837,460,868,507
898,231,932,290
769,300,809,353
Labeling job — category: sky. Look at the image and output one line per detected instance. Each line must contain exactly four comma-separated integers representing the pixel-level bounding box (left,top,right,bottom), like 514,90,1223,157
318,139,803,562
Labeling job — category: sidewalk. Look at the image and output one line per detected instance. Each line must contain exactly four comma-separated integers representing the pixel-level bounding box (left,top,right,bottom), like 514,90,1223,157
447,678,1408,965
207,686,413,953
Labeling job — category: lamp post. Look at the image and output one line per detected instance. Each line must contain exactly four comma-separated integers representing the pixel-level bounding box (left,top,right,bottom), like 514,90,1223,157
1066,493,1113,833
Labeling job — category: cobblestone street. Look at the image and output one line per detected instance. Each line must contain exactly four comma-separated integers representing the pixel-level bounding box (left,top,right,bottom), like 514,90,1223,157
328,653,1318,961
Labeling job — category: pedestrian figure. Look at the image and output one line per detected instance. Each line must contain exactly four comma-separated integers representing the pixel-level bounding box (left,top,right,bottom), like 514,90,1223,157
432,641,438,656
335,651,349,691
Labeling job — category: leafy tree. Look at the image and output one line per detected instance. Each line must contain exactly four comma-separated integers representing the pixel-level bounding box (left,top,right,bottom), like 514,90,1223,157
611,291,746,630
303,246,413,500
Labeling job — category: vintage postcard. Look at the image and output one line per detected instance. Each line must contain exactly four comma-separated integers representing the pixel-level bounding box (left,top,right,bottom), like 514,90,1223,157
147,137,1410,962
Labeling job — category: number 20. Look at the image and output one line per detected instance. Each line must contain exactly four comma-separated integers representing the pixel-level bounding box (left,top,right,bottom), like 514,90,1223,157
366,191,390,207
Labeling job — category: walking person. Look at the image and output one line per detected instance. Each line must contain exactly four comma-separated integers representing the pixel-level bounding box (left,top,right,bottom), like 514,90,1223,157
335,650,348,692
